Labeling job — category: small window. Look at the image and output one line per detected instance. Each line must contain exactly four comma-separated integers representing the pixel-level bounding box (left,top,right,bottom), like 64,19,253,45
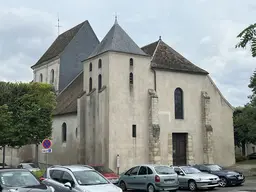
174,88,184,119
129,72,133,85
39,74,43,82
62,172,75,186
98,59,102,68
51,170,64,182
98,74,102,90
130,58,133,66
89,77,92,92
75,128,78,138
138,166,147,175
147,167,153,175
50,69,54,84
89,63,92,72
130,166,139,175
132,125,136,138
62,123,67,143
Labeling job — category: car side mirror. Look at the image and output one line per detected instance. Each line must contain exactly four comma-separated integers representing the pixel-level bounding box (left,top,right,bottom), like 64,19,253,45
180,172,185,176
64,182,72,190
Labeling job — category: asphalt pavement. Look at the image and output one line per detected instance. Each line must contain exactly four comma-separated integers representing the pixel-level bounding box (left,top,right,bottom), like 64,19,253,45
124,177,256,192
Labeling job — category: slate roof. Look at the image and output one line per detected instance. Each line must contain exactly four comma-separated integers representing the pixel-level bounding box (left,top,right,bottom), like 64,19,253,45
31,21,87,69
53,72,84,116
88,20,147,59
141,39,208,75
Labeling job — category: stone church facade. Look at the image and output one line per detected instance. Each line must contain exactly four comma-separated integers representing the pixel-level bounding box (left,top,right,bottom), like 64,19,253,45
20,19,235,172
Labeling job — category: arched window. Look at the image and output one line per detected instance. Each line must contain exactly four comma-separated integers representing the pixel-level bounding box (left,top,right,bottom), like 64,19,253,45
50,69,54,84
89,63,92,72
98,74,102,90
39,74,43,82
174,88,184,119
62,123,67,143
130,58,133,66
129,72,133,85
89,77,92,92
98,59,102,68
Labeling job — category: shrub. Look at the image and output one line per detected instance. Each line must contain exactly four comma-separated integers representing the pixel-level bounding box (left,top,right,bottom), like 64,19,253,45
32,169,45,179
235,154,247,162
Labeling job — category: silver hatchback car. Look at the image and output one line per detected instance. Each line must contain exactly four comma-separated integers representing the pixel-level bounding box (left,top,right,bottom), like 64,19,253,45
118,164,179,192
42,165,122,192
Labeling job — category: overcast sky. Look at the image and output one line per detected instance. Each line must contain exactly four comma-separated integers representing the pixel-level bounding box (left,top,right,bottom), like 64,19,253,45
0,0,255,107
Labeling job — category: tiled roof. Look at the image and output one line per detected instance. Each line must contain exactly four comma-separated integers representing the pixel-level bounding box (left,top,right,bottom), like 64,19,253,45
53,72,84,116
88,20,147,58
141,39,208,75
31,21,87,68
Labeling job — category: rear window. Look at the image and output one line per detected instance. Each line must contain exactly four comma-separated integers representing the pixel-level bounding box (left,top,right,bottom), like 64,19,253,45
93,166,114,174
154,166,175,174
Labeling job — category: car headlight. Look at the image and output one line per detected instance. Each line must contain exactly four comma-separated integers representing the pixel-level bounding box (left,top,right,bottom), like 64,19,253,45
49,186,55,192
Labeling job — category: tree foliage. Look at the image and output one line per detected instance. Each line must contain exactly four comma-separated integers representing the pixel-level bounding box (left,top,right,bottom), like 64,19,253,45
236,23,256,57
0,82,56,147
233,106,256,147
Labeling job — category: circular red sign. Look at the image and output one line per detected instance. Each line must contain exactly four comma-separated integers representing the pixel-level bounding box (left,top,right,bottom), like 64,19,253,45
42,139,52,149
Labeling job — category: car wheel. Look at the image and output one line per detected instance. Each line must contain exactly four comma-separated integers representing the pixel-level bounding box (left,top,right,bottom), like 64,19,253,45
219,177,228,187
119,181,127,191
188,180,197,191
147,184,155,192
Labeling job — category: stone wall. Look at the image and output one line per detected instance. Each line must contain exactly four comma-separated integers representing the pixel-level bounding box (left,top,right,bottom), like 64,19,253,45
148,89,161,164
201,91,214,164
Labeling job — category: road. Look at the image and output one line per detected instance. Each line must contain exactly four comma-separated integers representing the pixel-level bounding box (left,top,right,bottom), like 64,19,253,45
124,177,256,192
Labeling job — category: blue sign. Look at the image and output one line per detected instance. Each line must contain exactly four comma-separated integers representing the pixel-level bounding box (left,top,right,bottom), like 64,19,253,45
42,148,52,153
42,139,52,149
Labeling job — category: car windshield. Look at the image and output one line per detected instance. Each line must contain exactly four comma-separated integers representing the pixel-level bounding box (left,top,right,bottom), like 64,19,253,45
22,163,37,168
0,171,40,187
73,170,109,185
93,166,114,174
154,166,175,174
206,165,222,171
182,167,201,174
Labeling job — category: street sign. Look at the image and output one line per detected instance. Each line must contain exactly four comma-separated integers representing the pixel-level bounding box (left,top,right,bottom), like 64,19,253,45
42,139,52,149
42,148,52,153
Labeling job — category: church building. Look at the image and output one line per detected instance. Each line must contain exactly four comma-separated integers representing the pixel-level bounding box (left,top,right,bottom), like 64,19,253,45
30,19,235,173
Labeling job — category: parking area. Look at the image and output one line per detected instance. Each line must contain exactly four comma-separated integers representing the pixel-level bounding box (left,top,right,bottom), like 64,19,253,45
124,177,256,192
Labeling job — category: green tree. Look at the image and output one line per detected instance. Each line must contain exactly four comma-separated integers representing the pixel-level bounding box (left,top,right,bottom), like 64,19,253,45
0,82,56,163
0,104,14,167
233,106,256,155
236,23,256,57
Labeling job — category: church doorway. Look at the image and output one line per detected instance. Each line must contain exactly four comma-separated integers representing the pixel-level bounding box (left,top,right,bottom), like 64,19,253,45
172,133,187,165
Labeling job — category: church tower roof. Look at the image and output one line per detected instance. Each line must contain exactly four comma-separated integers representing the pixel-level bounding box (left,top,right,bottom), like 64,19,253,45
88,19,147,59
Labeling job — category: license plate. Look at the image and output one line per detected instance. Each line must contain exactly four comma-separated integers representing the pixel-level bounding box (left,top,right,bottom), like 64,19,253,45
165,180,173,183
211,181,217,183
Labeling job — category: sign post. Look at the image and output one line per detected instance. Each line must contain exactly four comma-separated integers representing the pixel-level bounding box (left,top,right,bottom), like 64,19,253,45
42,139,52,167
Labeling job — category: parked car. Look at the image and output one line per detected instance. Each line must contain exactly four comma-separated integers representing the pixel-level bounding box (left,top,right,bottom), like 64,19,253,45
42,165,122,192
0,163,10,169
90,164,119,184
118,164,179,192
0,168,55,192
193,164,245,187
173,166,220,191
17,163,41,172
247,152,256,160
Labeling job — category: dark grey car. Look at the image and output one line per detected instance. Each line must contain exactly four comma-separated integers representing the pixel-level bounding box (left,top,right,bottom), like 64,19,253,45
0,169,54,192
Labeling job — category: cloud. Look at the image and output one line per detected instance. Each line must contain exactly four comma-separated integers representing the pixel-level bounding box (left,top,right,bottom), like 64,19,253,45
0,0,255,107
0,6,56,82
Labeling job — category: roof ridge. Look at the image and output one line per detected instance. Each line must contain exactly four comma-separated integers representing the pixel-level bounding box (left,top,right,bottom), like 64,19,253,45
151,39,161,61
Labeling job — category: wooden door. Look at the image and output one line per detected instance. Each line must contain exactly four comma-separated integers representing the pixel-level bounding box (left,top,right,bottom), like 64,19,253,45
172,133,187,166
